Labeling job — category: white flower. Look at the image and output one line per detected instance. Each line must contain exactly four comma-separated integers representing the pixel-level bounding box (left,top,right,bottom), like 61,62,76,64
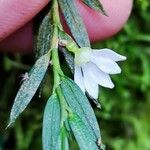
74,47,126,99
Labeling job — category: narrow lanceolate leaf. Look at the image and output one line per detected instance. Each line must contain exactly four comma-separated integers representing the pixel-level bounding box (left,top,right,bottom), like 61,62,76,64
60,77,101,141
58,0,90,47
35,13,52,59
82,0,107,15
59,30,76,44
60,48,74,74
8,53,50,127
69,113,99,150
42,94,61,150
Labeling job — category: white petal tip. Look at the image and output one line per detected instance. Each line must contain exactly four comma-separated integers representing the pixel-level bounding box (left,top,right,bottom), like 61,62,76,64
93,48,127,62
120,56,127,61
100,82,114,89
92,95,98,100
109,68,122,74
106,83,115,89
86,92,98,100
118,69,122,74
110,84,115,89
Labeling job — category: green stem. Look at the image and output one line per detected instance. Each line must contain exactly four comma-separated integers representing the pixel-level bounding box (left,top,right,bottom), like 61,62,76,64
51,0,63,29
60,127,68,150
56,86,70,127
66,41,79,53
51,0,64,92
51,0,70,127
52,0,80,54
51,27,61,92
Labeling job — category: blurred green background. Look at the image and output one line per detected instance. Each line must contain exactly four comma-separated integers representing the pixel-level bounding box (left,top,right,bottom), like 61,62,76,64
0,0,150,149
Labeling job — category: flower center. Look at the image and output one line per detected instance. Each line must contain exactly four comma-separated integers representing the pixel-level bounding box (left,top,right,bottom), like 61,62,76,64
75,47,91,66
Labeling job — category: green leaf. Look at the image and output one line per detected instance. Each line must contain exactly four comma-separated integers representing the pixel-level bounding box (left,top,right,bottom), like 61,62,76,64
35,13,52,59
42,94,61,150
34,9,53,96
60,47,74,74
58,0,90,47
59,30,76,44
8,53,50,127
60,77,101,141
82,0,107,15
69,113,99,150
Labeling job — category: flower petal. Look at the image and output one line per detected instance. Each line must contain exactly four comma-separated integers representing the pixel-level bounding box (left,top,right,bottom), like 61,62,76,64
91,56,121,74
84,62,114,88
74,65,85,93
92,49,126,62
82,65,99,99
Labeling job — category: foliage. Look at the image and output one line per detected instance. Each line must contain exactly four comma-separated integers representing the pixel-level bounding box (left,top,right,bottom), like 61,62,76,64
0,0,150,150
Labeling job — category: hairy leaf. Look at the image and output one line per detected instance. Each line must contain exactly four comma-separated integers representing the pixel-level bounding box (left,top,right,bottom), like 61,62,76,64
69,113,99,150
58,0,90,47
42,94,61,150
60,77,101,141
35,13,52,59
82,0,107,15
8,53,50,127
59,30,76,44
60,47,74,74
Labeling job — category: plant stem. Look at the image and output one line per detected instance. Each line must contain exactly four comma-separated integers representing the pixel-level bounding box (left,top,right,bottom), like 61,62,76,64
56,86,70,127
51,0,63,92
51,0,63,29
51,0,70,128
51,27,60,92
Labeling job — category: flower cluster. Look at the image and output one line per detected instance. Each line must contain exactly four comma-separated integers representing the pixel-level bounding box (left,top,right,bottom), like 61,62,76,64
74,48,126,99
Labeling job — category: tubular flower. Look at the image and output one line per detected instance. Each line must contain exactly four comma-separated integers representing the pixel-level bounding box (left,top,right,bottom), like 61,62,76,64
74,47,126,99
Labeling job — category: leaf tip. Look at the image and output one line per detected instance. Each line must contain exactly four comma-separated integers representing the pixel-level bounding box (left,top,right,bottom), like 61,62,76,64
6,120,14,130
